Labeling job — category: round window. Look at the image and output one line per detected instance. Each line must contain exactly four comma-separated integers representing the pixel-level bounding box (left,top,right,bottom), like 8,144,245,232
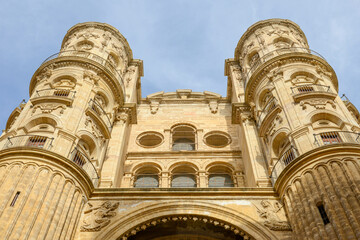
137,132,164,148
204,131,231,148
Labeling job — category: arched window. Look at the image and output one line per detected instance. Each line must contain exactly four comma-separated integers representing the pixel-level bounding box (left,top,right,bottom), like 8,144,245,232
208,174,234,187
171,166,197,188
207,165,234,187
134,167,159,188
171,125,196,151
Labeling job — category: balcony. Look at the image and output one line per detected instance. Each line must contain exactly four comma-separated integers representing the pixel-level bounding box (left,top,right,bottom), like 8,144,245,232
3,135,54,150
243,47,326,89
86,99,112,138
270,131,360,184
42,50,124,92
257,97,281,128
270,146,299,184
291,84,336,102
30,88,76,106
69,147,99,187
314,131,360,146
2,135,99,187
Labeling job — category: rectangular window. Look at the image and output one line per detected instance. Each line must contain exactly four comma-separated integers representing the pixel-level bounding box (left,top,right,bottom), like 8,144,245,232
317,204,330,225
320,132,342,145
10,191,20,207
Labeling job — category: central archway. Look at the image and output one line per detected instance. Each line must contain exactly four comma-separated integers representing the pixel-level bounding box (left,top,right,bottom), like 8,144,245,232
122,215,247,240
95,201,279,240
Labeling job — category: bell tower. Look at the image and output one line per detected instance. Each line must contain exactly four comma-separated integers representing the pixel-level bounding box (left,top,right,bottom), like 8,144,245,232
0,22,142,239
227,19,360,239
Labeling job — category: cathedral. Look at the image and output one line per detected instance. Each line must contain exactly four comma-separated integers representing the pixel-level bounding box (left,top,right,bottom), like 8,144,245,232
0,18,360,239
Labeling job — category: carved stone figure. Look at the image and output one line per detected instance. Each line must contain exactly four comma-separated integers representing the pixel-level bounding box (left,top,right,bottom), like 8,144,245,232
256,200,292,231
80,201,120,232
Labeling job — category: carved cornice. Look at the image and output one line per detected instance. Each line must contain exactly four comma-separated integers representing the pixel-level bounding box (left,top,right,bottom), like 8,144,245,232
245,53,338,103
235,18,308,60
232,103,252,124
115,103,137,124
30,58,125,104
61,22,133,61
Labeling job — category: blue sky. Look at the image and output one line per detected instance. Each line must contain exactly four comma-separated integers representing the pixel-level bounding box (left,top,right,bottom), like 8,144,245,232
0,0,359,129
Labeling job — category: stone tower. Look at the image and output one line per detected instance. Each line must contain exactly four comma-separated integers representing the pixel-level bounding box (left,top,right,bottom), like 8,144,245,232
0,19,359,240
227,19,360,239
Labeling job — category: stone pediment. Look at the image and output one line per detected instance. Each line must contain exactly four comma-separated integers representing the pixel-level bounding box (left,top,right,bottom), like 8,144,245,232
146,89,222,102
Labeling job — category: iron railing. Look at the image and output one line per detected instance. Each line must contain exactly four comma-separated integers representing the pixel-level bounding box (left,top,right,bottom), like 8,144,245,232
291,84,331,95
270,146,298,184
244,47,326,89
69,147,99,187
3,135,54,150
35,88,76,98
89,99,112,132
314,131,360,146
257,97,279,127
42,50,124,91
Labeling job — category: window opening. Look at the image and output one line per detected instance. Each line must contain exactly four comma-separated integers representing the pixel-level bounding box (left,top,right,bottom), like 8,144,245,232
172,126,196,151
297,85,314,93
171,173,196,188
320,132,342,144
208,174,234,187
53,89,70,97
27,136,47,148
134,174,159,188
72,151,86,167
10,191,20,207
317,204,330,225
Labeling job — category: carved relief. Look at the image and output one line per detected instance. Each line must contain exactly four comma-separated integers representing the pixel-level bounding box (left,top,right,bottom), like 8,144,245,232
264,115,283,138
32,103,66,114
149,100,160,114
125,66,136,87
85,116,105,143
316,65,332,78
266,26,289,37
77,41,94,50
83,70,100,85
80,201,120,232
256,200,292,231
75,29,100,40
300,99,336,110
36,64,55,83
291,75,315,85
52,78,76,89
101,32,112,48
208,100,218,114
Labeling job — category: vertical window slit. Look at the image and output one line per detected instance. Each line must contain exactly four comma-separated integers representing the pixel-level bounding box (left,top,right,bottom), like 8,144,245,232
10,191,20,207
317,203,330,225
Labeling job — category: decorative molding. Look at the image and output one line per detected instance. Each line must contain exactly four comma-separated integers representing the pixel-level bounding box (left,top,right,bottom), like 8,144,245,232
115,103,137,124
299,99,336,110
232,103,253,124
31,103,66,114
255,200,292,231
246,55,337,102
80,201,120,232
120,215,251,240
83,70,100,85
30,60,124,104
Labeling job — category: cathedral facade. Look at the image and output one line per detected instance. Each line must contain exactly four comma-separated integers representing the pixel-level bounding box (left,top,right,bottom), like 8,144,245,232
0,19,359,239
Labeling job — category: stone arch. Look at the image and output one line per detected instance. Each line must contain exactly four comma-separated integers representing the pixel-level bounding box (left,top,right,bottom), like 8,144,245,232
23,114,63,134
50,74,77,89
95,201,278,240
270,128,291,159
272,37,293,48
307,111,346,131
286,70,321,86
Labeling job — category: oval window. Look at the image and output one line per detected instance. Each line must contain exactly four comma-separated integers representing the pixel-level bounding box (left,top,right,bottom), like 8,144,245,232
137,131,164,148
204,131,231,148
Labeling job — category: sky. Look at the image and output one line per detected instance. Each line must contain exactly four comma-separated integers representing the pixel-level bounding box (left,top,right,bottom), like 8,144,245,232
0,0,359,130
